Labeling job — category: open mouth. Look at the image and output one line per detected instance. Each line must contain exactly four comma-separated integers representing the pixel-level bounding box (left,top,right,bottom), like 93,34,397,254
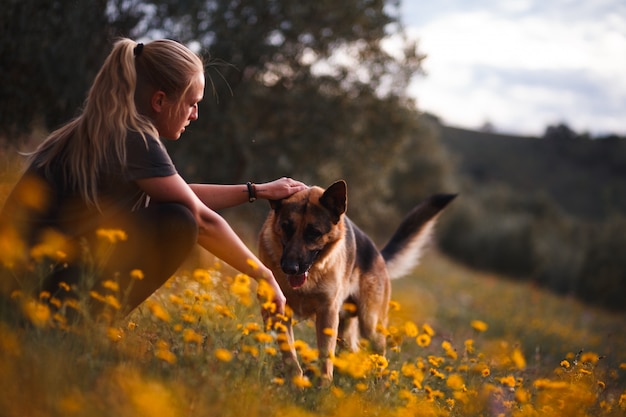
287,272,308,289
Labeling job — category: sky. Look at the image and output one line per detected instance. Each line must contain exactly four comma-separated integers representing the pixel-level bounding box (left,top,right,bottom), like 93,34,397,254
399,0,626,137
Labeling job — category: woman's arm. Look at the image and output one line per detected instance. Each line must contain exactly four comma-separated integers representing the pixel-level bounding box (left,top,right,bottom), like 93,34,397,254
135,174,287,313
189,177,307,210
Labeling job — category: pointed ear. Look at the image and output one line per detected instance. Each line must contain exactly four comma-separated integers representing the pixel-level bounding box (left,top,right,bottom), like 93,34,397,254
151,91,167,113
319,180,347,222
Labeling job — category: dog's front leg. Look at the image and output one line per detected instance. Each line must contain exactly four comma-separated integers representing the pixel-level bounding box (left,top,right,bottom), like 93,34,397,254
315,306,340,383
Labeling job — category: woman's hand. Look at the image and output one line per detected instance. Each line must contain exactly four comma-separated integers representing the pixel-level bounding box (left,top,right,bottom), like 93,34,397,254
255,177,308,201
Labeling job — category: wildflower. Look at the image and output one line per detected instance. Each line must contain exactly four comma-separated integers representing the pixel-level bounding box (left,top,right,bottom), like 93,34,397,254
96,228,127,243
58,281,71,292
322,327,335,336
470,319,488,332
230,274,252,306
214,304,235,319
107,327,124,342
155,348,177,364
560,360,571,369
147,301,171,322
499,375,516,388
272,377,285,386
168,294,184,305
331,386,345,398
442,340,458,360
515,387,530,403
193,268,211,284
416,334,431,347
512,347,527,370
253,332,274,344
389,300,401,312
447,374,466,391
580,351,600,364
242,322,261,335
465,339,475,354
404,321,419,337
22,299,51,327
127,321,137,331
183,329,203,344
247,258,259,270
264,347,277,356
342,302,357,313
355,382,368,392
292,375,312,389
242,345,259,358
130,269,144,280
214,348,233,362
422,323,435,336
102,280,119,292
482,367,491,377
370,354,389,370
256,279,275,302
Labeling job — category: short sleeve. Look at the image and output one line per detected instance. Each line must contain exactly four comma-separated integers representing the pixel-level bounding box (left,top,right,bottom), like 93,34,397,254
124,132,177,180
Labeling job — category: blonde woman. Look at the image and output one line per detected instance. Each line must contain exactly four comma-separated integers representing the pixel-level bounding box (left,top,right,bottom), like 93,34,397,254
0,38,306,316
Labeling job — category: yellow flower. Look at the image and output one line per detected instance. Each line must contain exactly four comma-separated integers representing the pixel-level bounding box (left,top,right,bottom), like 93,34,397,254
470,319,488,332
242,345,259,358
155,348,177,364
107,327,124,342
22,299,51,327
272,377,285,386
481,367,491,377
130,269,144,280
246,258,259,270
96,228,127,243
292,375,312,388
499,375,516,388
355,382,368,392
214,348,233,362
183,329,203,344
58,281,71,292
342,302,357,313
404,321,419,337
579,351,600,364
253,332,274,344
322,327,335,336
442,340,458,360
465,339,475,354
446,374,466,391
422,323,435,336
147,301,171,322
416,334,431,347
264,347,277,356
512,347,527,370
388,300,401,312
102,280,119,292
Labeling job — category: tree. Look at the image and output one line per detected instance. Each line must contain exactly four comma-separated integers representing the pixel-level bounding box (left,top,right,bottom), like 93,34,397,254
0,0,145,145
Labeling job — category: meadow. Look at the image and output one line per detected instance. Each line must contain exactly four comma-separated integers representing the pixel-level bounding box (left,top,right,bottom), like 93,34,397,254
1,242,625,417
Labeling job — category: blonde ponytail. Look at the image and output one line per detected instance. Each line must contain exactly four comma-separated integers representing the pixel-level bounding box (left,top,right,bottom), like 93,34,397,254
30,38,204,208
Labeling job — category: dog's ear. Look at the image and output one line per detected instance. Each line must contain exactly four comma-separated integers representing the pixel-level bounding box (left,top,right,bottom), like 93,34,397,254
320,180,347,222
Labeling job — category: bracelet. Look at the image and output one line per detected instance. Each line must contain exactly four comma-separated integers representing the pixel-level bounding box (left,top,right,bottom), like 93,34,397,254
246,181,257,203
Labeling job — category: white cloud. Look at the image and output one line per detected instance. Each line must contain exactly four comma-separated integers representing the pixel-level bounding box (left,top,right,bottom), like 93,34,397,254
402,2,626,135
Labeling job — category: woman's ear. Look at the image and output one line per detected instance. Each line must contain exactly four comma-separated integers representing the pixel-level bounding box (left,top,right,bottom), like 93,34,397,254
151,91,167,113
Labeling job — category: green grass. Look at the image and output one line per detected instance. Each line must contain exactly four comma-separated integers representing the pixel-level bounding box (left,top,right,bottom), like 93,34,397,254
1,249,625,417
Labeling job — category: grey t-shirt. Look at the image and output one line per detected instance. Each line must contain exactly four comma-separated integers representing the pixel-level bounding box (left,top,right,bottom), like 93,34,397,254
1,131,177,244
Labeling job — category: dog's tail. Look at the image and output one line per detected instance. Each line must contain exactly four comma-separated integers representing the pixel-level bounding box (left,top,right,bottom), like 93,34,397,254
381,194,456,279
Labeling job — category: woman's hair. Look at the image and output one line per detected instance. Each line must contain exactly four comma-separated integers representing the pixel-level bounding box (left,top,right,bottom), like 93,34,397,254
30,38,204,207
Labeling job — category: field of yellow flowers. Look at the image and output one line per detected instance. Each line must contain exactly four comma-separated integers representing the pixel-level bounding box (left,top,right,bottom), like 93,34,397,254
1,242,625,417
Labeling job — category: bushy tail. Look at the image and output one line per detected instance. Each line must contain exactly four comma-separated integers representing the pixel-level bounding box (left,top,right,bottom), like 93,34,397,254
381,194,456,279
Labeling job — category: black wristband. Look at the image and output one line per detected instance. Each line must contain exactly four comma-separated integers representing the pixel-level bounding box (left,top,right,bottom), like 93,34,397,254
246,181,257,203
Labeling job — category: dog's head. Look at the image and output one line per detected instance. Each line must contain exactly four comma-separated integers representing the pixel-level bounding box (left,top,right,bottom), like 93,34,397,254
268,180,347,289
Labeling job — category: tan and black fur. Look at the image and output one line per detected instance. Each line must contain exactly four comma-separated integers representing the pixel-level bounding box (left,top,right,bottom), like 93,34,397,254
258,180,455,382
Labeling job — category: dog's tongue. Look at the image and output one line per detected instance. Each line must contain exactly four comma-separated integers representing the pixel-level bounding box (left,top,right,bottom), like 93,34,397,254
287,272,307,289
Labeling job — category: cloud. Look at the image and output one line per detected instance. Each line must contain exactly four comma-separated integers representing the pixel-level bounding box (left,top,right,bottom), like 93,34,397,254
401,1,626,135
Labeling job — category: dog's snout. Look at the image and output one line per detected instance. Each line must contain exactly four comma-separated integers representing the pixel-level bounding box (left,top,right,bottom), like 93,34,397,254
281,259,301,275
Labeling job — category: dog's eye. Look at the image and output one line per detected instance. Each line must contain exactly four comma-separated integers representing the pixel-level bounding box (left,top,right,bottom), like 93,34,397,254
281,220,294,238
304,226,323,241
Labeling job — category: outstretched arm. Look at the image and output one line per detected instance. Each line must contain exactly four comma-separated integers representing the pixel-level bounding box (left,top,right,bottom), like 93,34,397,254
136,174,287,313
189,177,307,210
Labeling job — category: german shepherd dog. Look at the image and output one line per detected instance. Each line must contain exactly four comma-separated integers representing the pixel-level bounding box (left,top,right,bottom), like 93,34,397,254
258,180,455,382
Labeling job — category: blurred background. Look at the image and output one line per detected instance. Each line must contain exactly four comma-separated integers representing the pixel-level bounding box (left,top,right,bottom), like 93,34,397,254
1,0,625,311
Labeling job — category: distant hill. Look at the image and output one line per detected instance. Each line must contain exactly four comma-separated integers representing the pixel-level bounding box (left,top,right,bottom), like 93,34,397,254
436,122,626,221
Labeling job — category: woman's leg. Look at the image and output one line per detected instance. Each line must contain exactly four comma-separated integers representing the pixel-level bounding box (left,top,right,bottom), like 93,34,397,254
42,203,198,317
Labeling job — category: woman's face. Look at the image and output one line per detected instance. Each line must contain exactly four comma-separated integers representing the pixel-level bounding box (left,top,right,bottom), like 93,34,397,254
153,72,205,140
